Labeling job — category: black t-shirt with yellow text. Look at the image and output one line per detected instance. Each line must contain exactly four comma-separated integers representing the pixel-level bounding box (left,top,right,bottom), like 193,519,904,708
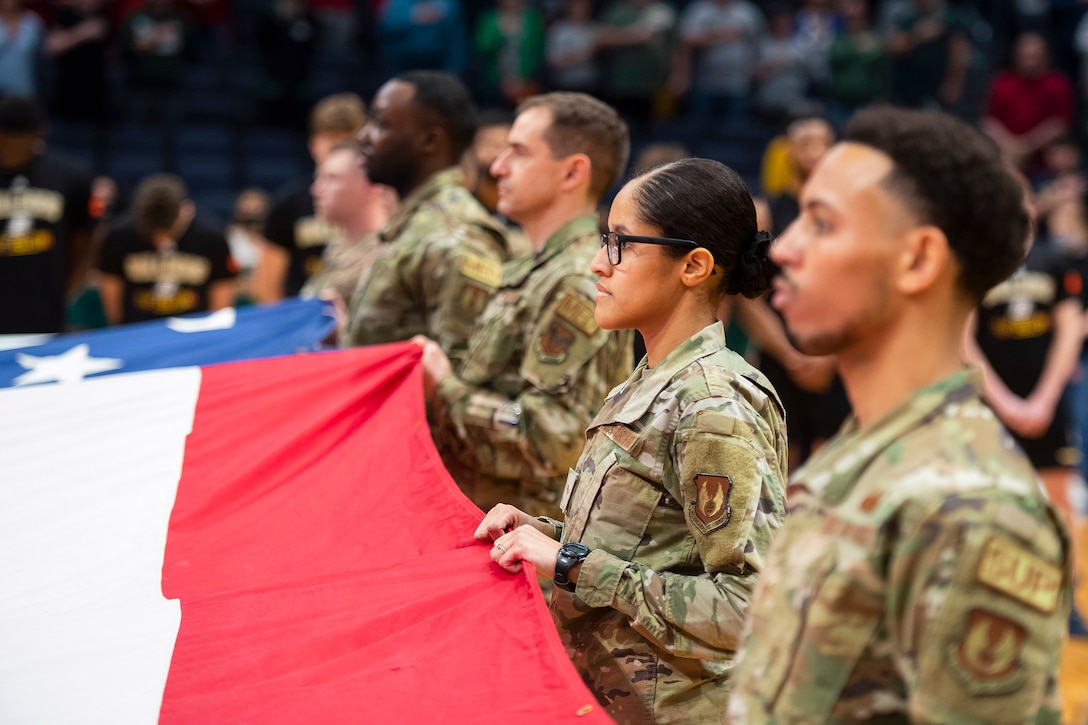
0,154,93,333
976,242,1083,397
264,180,336,297
97,215,236,325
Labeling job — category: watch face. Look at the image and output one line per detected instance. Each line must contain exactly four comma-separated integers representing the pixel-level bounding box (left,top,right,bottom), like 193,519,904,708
561,542,590,558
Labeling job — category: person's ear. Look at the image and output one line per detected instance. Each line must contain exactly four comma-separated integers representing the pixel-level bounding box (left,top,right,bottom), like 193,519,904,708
419,124,444,156
561,153,592,192
896,225,951,296
680,248,716,288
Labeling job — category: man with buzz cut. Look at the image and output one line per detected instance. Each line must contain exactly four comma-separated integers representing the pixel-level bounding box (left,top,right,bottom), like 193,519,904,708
728,105,1072,722
343,70,526,369
416,92,634,518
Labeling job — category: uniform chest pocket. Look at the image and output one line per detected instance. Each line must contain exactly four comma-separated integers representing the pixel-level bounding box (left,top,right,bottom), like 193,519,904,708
561,446,663,564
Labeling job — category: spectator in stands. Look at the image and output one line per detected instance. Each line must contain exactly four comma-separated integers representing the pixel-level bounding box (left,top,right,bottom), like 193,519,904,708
378,0,468,76
736,114,848,471
255,0,320,130
545,0,600,94
461,109,513,215
226,187,269,305
344,71,523,368
793,0,840,89
1034,136,1088,725
827,0,888,123
983,32,1076,175
251,92,366,303
596,0,676,124
0,0,45,99
44,0,111,121
301,142,395,307
118,0,195,123
117,0,193,171
965,181,1084,508
886,0,970,110
0,97,93,334
115,0,229,57
752,3,819,124
671,0,764,128
1033,135,1088,486
473,0,545,108
97,173,236,325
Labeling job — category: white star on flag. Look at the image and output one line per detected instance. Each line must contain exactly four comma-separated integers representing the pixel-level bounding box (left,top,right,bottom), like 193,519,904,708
13,344,123,386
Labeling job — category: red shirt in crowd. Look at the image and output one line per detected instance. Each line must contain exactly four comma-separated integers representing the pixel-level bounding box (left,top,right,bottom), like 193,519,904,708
984,69,1076,135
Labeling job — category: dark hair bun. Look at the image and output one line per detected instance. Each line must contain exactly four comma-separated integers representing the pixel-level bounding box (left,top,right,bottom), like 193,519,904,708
727,230,777,299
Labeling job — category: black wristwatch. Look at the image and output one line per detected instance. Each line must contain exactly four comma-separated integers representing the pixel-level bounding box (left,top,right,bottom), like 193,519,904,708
554,542,591,592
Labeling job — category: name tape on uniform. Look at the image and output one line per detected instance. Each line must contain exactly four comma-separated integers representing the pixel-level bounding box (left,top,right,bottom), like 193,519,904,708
976,535,1062,614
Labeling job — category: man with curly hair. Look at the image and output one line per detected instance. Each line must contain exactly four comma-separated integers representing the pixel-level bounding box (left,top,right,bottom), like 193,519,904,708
728,106,1072,722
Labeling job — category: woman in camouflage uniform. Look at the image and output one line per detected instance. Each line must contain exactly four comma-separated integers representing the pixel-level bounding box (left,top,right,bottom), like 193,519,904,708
474,158,788,723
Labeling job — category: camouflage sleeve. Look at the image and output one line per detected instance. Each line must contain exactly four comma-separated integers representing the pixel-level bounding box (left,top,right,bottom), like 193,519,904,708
433,277,630,484
885,492,1070,723
342,238,421,347
343,225,503,356
575,405,787,659
423,227,504,371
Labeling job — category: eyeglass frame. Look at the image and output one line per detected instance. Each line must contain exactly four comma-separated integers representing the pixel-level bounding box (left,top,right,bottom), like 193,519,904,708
600,231,700,265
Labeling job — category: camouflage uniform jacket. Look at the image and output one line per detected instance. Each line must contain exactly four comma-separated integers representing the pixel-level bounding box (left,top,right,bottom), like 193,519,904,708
545,321,788,724
300,230,381,306
727,369,1072,725
431,215,632,518
342,167,527,368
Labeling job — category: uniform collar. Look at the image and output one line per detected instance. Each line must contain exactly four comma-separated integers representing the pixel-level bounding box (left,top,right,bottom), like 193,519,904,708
378,166,465,243
797,367,981,502
592,321,729,426
502,214,598,286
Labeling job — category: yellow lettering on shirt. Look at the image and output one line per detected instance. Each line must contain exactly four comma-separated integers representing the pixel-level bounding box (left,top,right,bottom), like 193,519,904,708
976,535,1062,614
123,252,212,285
0,229,54,256
133,288,199,315
0,187,65,222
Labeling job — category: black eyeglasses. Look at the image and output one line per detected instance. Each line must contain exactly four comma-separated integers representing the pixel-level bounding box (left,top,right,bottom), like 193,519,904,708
600,231,699,265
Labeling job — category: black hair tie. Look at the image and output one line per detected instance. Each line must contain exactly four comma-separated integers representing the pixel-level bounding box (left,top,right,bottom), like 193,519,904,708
731,230,774,288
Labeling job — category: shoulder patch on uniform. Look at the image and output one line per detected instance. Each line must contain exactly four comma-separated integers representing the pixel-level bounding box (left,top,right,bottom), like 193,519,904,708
976,535,1063,614
554,290,598,336
459,252,502,287
455,283,491,321
691,474,732,533
947,608,1028,695
534,320,577,364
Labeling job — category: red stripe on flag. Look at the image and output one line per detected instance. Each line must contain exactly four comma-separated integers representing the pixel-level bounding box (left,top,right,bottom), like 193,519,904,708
158,344,609,723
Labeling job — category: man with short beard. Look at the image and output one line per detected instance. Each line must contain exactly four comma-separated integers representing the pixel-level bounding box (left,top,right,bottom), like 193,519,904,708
343,71,524,368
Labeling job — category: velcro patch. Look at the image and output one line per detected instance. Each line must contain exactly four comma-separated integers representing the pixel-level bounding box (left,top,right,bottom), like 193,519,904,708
456,283,491,320
947,608,1028,695
600,423,641,456
459,252,501,287
534,320,576,364
976,535,1062,614
555,291,598,336
692,474,732,531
